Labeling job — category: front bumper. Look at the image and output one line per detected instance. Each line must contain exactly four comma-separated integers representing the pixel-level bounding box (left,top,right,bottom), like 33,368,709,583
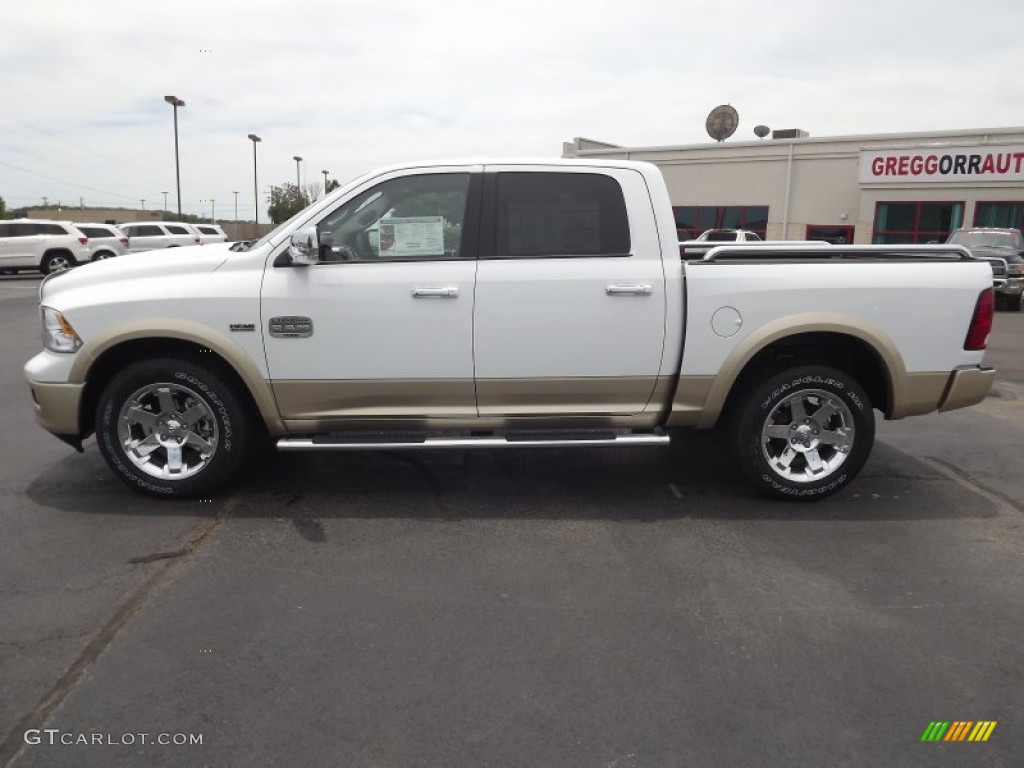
994,277,1023,297
27,380,85,450
938,366,996,412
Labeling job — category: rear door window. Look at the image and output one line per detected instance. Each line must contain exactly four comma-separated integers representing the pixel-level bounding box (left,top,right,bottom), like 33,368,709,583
490,172,630,258
130,225,164,237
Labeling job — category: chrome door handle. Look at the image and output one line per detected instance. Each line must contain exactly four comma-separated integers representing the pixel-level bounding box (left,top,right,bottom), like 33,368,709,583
606,284,652,296
412,286,459,298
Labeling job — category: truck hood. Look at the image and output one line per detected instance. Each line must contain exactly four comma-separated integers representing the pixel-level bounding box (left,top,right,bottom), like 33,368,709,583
959,245,1016,259
40,244,232,304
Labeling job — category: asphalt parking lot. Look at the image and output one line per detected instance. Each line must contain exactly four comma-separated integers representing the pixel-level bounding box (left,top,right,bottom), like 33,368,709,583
1,274,1022,767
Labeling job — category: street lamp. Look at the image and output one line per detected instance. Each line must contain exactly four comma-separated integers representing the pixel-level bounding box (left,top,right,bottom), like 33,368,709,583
233,191,239,221
321,169,329,197
293,155,303,192
248,134,261,224
210,199,215,224
140,199,146,211
162,191,168,211
164,95,185,217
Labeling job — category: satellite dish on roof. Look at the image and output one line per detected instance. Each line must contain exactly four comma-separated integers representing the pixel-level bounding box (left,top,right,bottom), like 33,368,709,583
706,104,739,142
754,124,770,139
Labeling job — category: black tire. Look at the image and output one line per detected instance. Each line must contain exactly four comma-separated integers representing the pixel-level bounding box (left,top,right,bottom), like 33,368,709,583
95,358,252,498
41,251,75,274
727,365,874,500
1007,294,1023,312
91,250,115,262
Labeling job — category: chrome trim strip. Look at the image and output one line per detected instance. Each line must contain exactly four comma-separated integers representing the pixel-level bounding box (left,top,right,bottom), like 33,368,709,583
277,434,670,451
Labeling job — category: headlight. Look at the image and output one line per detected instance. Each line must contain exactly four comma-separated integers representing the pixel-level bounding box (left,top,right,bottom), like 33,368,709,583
41,307,83,353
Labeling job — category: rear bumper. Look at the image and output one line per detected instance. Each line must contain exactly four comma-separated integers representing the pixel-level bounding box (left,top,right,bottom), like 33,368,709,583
938,365,996,412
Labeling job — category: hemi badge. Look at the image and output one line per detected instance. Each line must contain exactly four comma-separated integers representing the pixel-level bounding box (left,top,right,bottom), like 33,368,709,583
229,323,256,332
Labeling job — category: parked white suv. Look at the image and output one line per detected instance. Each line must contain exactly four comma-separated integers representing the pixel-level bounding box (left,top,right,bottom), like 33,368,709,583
120,222,200,252
192,223,228,245
76,223,129,261
0,219,91,274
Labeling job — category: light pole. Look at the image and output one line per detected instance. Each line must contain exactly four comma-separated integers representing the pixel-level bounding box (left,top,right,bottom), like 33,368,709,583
140,199,146,211
293,155,303,193
164,95,185,217
321,169,329,197
210,199,215,223
248,134,261,224
162,191,168,211
233,190,239,221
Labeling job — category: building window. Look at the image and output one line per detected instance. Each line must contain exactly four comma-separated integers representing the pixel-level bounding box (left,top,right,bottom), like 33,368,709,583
807,225,855,244
973,201,1024,231
674,206,768,240
872,202,963,244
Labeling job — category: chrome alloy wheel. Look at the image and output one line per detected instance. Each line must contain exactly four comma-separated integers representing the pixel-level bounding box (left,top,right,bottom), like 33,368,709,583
46,255,73,272
117,382,220,480
760,388,855,483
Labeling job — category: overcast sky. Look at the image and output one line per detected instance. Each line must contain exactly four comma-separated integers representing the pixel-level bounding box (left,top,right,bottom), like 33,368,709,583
2,0,1023,220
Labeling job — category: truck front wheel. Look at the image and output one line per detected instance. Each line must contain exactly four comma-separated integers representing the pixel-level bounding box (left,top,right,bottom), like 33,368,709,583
95,358,251,498
728,365,874,500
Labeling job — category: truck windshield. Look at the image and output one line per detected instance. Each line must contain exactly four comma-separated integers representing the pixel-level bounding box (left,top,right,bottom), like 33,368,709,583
948,231,1021,249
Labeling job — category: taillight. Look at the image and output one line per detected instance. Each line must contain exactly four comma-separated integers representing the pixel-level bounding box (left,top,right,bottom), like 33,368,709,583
120,237,128,246
78,237,88,245
964,288,994,351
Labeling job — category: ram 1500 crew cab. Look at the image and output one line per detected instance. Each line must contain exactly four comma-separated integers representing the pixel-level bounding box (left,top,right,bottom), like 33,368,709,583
24,159,996,500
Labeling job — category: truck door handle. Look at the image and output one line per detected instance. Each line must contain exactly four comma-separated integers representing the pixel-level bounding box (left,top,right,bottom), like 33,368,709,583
412,286,459,298
606,284,652,296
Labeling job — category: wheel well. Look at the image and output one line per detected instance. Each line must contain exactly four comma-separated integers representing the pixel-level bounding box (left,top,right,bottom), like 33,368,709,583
722,332,891,419
91,250,115,260
78,338,265,438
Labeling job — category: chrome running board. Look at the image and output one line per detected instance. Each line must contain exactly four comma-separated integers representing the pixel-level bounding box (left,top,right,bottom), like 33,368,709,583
277,431,670,451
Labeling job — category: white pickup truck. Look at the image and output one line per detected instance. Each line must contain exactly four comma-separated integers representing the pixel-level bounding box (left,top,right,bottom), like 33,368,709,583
24,159,996,500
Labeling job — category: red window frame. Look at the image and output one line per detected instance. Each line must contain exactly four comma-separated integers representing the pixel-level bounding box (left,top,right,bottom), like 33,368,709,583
872,201,964,244
972,200,1024,230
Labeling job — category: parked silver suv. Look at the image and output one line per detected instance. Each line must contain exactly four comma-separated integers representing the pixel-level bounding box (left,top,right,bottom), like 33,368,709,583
120,222,200,252
0,219,92,274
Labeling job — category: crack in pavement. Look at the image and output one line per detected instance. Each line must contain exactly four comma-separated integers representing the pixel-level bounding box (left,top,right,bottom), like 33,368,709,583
0,496,238,767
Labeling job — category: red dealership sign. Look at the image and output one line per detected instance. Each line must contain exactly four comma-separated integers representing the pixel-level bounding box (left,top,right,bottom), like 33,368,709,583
860,145,1024,183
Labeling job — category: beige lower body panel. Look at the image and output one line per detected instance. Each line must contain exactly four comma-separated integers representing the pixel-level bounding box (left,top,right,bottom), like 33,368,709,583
476,376,666,416
666,376,716,427
28,381,84,436
275,376,670,433
938,366,996,412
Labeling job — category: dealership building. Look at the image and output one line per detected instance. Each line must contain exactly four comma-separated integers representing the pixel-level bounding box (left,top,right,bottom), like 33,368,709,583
562,126,1024,244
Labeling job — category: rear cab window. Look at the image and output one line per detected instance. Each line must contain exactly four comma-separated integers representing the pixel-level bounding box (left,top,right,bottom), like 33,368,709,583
489,172,631,258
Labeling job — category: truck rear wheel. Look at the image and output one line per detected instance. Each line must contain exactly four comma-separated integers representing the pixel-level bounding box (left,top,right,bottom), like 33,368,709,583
95,358,251,498
728,365,874,500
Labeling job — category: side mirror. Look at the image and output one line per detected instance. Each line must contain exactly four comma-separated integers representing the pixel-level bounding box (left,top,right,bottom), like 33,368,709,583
288,227,320,266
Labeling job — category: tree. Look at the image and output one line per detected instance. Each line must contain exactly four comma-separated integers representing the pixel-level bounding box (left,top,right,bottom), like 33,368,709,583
326,178,340,194
0,195,5,218
267,183,310,224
